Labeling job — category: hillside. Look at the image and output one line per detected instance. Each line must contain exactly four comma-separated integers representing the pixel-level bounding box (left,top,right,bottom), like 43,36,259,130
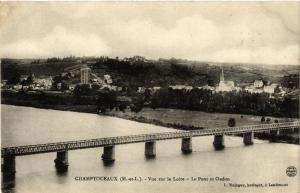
1,57,299,88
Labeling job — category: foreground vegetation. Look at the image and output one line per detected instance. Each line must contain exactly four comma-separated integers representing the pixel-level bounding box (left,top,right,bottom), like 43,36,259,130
150,88,299,118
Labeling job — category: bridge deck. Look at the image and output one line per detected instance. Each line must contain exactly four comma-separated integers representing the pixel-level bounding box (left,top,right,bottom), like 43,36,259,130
2,121,299,157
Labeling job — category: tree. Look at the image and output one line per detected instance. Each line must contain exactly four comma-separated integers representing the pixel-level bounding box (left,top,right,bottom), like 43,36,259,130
130,103,143,113
74,84,92,96
97,91,117,113
91,83,100,91
118,103,127,112
261,116,265,123
25,74,34,85
61,82,69,91
6,65,21,85
228,118,236,127
130,94,145,113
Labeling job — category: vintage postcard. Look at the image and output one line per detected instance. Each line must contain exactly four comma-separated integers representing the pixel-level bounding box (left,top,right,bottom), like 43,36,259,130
1,1,299,193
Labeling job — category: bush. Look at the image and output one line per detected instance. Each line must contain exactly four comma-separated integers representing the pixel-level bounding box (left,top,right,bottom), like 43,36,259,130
228,118,236,127
74,84,93,96
97,91,117,113
119,103,127,112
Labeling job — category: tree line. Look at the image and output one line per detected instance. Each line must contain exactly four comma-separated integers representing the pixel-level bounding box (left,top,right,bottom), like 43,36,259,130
149,88,298,118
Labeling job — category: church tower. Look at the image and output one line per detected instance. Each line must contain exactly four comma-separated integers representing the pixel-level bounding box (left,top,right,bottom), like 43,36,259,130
220,68,224,82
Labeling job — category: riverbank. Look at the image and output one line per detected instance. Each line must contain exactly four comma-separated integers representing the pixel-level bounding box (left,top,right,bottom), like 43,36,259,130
107,108,299,144
108,108,295,128
1,90,99,114
2,91,299,144
1,101,98,114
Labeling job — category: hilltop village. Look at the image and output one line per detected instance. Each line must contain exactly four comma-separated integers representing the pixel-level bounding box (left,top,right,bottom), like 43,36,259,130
1,56,299,118
1,56,297,97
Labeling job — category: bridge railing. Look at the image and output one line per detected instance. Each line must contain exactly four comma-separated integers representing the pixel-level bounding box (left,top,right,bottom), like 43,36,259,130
2,121,300,157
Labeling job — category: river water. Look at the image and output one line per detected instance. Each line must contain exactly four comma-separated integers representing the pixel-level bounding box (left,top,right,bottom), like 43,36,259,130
1,105,299,193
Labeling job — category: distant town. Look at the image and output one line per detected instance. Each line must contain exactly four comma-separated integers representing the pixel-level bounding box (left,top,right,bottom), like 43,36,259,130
1,56,299,118
1,56,298,97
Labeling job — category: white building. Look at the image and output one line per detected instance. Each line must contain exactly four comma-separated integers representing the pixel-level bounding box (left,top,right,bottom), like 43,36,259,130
117,87,123,92
80,67,91,84
57,83,62,90
13,84,22,90
69,84,76,91
245,86,263,93
263,83,278,94
198,85,215,91
152,86,161,92
20,75,29,82
104,74,113,84
170,85,193,91
101,84,117,91
34,77,53,89
254,80,264,88
137,87,146,93
216,69,235,92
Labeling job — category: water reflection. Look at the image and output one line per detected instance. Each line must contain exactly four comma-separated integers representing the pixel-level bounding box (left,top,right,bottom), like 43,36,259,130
55,168,68,176
2,178,16,190
102,160,115,167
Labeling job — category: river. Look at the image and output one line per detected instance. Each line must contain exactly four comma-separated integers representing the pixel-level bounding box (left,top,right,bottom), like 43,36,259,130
1,105,299,193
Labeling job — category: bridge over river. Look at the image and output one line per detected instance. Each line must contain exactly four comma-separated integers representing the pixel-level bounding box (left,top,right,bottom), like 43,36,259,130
2,121,300,180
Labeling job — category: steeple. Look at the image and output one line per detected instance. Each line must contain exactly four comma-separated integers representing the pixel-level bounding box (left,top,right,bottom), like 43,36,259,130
220,68,224,82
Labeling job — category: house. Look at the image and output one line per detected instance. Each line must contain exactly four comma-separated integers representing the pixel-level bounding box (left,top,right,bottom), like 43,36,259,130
245,86,263,93
254,80,264,88
13,84,22,90
34,76,53,90
117,87,123,92
69,84,76,91
101,84,117,91
137,87,146,93
20,75,29,81
170,85,193,91
198,85,215,91
263,83,279,94
57,83,62,90
104,74,113,84
1,80,7,87
152,86,161,92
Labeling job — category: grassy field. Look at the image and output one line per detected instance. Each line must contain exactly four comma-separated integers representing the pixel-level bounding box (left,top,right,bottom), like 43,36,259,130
110,108,296,129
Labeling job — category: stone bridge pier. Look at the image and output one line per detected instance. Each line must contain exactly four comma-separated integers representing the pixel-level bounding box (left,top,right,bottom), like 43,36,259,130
102,146,115,162
243,132,254,145
213,135,225,150
54,151,69,172
2,156,16,189
181,138,192,153
145,141,156,158
2,156,16,181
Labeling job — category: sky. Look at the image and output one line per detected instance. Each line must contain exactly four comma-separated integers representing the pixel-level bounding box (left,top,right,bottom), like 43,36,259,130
0,2,299,65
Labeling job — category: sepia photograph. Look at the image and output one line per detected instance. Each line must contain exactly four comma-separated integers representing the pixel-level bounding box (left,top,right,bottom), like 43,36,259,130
0,1,299,193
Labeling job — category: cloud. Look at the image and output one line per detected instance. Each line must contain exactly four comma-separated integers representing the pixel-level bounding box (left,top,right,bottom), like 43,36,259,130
106,15,220,58
105,12,299,65
197,45,299,65
0,2,298,65
0,26,111,58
